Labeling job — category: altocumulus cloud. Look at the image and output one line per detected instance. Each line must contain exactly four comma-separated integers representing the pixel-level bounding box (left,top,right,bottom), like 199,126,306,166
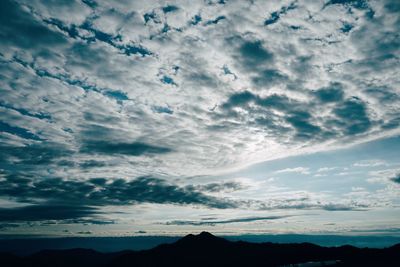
0,0,399,229
0,0,398,178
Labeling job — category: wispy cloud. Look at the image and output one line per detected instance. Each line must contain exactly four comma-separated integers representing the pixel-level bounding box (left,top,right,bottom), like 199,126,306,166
276,167,310,175
164,215,292,226
353,160,387,167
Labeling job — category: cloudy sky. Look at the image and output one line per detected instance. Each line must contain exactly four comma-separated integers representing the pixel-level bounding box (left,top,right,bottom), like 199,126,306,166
0,0,399,237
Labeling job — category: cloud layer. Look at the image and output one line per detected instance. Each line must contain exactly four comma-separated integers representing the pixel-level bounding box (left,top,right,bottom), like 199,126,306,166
0,0,399,233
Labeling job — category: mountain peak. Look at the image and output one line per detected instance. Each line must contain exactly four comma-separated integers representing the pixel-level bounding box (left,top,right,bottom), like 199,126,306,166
177,231,224,245
198,231,215,238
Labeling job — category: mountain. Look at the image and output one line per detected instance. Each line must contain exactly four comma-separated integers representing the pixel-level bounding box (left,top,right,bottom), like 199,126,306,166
1,232,399,267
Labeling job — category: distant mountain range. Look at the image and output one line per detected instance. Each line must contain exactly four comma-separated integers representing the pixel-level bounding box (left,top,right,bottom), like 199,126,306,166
1,231,399,266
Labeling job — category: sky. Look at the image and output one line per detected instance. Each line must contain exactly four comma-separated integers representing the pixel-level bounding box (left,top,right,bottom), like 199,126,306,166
0,0,399,238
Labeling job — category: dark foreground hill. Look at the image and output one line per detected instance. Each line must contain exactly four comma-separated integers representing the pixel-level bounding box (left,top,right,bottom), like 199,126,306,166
1,232,399,267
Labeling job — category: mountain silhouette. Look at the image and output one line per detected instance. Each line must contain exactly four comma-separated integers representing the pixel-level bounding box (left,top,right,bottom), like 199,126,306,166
0,232,399,266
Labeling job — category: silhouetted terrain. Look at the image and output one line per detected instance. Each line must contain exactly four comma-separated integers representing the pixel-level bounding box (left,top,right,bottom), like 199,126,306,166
1,232,399,267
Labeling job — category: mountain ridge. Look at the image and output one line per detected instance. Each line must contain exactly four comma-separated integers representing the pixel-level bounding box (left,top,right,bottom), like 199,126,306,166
0,232,399,267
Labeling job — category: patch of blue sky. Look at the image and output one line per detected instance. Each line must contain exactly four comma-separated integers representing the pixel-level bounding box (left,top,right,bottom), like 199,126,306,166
224,136,400,195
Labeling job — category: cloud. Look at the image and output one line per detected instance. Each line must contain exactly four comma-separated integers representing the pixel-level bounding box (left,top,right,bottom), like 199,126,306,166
332,98,372,135
76,231,92,235
0,205,99,222
390,174,400,184
276,167,310,175
314,83,345,103
164,215,292,226
152,105,174,114
0,0,399,234
324,0,370,10
353,160,387,167
235,39,274,68
0,0,398,180
185,181,246,193
317,167,338,173
257,201,368,212
79,160,107,169
0,121,42,141
0,172,366,215
216,84,382,144
0,0,66,50
0,143,72,165
80,141,172,156
0,223,20,230
0,174,237,209
367,168,400,185
50,218,115,225
162,5,179,14
349,227,400,234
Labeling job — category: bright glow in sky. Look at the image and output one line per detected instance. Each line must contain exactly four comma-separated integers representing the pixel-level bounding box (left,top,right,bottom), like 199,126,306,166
0,0,399,237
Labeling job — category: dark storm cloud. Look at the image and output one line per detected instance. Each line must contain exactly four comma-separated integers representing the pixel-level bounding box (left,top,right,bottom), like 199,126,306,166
38,218,115,225
221,90,256,109
228,36,291,88
0,0,66,49
236,40,273,68
65,218,115,225
81,141,172,156
384,0,400,13
77,123,173,156
285,111,323,140
164,215,292,226
314,83,345,103
0,121,42,141
0,174,237,209
0,205,99,222
0,143,71,165
332,98,371,135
